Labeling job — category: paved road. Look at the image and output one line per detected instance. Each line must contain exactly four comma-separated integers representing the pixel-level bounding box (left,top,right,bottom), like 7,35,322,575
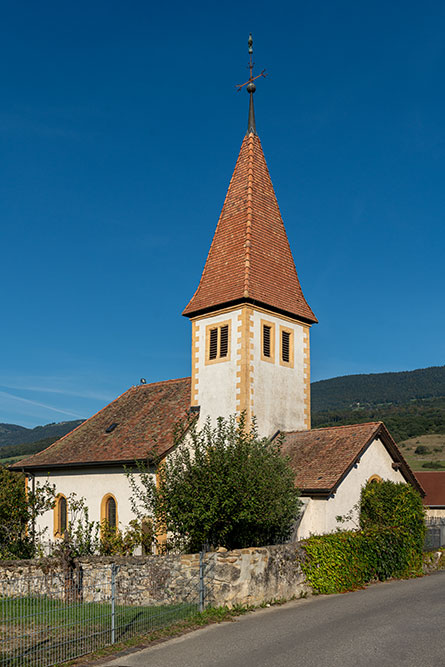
104,571,445,667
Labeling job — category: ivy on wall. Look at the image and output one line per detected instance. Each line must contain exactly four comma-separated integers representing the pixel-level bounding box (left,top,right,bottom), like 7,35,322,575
300,481,426,594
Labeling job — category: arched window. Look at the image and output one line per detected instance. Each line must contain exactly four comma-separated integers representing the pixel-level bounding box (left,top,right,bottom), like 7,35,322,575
368,474,383,484
106,496,117,528
54,494,68,537
101,494,118,530
141,517,154,555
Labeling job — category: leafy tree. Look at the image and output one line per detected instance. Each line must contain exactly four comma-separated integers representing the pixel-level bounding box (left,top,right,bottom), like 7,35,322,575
127,415,301,552
0,466,55,560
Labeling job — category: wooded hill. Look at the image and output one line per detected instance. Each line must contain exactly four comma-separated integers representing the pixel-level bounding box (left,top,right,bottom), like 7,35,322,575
0,420,83,448
0,437,63,465
311,365,445,443
311,365,445,412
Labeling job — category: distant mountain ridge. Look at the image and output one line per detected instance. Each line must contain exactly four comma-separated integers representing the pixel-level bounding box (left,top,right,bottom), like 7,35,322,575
0,420,84,448
311,365,445,412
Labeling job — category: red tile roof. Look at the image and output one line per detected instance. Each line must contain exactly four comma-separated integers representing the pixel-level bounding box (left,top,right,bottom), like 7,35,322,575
414,472,445,507
183,132,317,323
12,378,192,469
280,422,423,496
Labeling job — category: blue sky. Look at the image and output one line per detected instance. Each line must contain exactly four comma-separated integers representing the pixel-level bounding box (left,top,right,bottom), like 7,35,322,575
1,1,444,427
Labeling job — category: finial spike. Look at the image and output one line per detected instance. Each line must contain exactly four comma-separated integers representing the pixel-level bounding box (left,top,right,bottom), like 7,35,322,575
248,90,256,134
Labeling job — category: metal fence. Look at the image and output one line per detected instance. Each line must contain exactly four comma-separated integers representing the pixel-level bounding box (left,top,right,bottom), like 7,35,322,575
424,518,445,551
0,560,205,667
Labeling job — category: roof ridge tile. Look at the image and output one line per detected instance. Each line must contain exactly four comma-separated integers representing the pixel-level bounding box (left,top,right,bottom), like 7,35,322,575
282,421,383,436
135,376,191,389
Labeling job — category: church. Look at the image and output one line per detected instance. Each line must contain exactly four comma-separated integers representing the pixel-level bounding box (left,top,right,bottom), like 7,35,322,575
13,38,423,544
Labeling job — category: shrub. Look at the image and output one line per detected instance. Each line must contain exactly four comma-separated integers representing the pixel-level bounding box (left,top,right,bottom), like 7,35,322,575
127,415,301,552
422,461,445,469
100,519,153,556
415,445,429,455
359,480,426,553
48,496,152,559
0,467,55,560
0,467,31,559
49,495,100,560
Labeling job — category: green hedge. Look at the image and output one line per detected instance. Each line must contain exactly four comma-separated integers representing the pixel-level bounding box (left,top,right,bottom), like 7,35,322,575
301,527,421,594
300,481,426,594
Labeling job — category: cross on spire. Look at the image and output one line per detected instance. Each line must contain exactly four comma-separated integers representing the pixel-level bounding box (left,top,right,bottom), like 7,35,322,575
235,33,266,135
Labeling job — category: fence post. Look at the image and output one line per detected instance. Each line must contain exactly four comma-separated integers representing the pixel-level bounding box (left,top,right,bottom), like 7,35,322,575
111,564,117,644
199,550,205,612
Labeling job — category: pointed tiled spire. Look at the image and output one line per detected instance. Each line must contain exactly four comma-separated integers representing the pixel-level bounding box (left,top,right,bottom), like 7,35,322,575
182,132,317,323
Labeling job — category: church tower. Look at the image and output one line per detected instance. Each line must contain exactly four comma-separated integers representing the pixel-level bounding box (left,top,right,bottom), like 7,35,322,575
183,36,317,436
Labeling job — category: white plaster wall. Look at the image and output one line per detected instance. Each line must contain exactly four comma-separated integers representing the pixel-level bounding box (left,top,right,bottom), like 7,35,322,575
426,508,445,519
195,308,241,427
297,437,406,539
252,311,307,437
296,497,327,538
32,466,153,541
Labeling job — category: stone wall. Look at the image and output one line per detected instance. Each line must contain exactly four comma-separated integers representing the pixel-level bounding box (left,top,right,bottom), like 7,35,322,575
206,544,309,607
422,549,445,574
0,544,309,608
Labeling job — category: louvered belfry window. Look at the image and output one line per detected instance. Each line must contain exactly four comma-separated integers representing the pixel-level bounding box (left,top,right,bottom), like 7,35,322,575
261,320,275,362
209,328,218,360
207,321,231,362
219,325,229,357
263,325,271,357
281,330,290,363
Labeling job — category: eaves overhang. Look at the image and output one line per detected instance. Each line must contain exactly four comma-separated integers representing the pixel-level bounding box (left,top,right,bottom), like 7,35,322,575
300,488,332,498
183,297,318,325
9,458,157,473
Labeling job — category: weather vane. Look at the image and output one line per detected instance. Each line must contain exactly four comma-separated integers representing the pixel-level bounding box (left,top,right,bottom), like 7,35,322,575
235,33,267,94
